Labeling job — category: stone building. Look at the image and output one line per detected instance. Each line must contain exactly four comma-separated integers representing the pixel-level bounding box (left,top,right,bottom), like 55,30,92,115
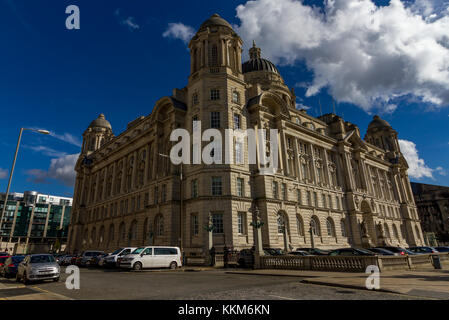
67,14,424,256
411,182,449,245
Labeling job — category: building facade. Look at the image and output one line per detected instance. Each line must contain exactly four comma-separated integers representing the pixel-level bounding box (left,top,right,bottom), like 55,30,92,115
411,182,449,245
67,14,424,257
0,191,72,253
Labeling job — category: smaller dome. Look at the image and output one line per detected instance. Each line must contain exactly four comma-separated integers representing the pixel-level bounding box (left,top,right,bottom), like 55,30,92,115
198,14,233,32
89,114,112,130
242,41,280,75
368,115,391,129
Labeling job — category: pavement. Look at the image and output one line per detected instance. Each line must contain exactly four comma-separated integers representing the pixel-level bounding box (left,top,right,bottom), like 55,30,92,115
0,278,72,300
226,268,449,300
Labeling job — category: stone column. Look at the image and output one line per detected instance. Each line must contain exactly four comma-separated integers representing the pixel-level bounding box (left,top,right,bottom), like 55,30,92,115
131,151,138,190
144,145,150,185
294,139,302,180
323,150,331,186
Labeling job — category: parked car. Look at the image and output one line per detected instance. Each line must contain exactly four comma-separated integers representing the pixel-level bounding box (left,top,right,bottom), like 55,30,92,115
87,253,109,267
366,248,395,256
407,246,439,254
119,246,182,271
435,246,449,253
328,248,376,256
103,247,137,268
296,248,330,256
60,255,75,266
0,255,12,273
237,249,255,268
54,254,67,265
16,254,60,284
0,255,25,278
263,248,285,256
375,246,416,256
76,251,105,267
0,252,8,256
288,250,311,256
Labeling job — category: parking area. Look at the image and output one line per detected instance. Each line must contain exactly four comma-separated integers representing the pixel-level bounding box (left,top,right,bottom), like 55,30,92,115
0,266,417,300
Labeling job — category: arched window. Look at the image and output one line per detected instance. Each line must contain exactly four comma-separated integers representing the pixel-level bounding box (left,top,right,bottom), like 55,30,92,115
99,226,105,244
392,224,399,239
155,215,164,236
296,215,304,237
384,223,390,238
143,218,148,243
119,222,126,242
310,216,320,236
108,224,115,244
326,218,335,237
341,219,347,237
91,227,96,244
277,213,289,234
129,220,138,241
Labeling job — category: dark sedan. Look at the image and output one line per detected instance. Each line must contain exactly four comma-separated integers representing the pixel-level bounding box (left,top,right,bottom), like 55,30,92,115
375,246,416,256
435,246,449,253
0,255,25,278
296,248,330,256
328,248,376,256
367,248,395,255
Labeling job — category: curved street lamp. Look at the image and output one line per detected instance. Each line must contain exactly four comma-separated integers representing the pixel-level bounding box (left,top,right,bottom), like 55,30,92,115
0,128,50,242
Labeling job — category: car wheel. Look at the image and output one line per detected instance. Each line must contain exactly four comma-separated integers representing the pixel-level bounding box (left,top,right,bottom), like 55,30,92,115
133,262,142,271
169,262,177,270
22,272,29,285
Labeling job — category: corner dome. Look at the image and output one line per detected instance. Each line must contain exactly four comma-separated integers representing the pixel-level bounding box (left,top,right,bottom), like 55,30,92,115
89,114,112,130
242,41,280,76
368,115,391,129
198,14,233,32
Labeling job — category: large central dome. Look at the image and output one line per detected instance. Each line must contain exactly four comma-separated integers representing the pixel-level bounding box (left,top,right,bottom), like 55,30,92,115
242,41,280,75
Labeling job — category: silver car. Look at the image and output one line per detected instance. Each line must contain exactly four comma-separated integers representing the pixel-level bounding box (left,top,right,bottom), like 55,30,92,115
16,254,60,284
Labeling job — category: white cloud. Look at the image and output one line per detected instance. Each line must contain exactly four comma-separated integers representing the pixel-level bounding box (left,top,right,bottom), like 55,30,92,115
235,0,449,112
27,153,79,187
399,139,434,179
436,166,447,176
0,168,8,179
163,23,195,44
50,132,82,148
24,145,67,158
114,8,139,30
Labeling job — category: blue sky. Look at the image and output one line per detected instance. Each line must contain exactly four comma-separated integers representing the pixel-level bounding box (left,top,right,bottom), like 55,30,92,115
0,0,448,197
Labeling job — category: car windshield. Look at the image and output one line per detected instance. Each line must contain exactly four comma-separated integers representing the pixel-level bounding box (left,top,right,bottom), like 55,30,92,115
132,248,145,254
12,256,25,263
111,249,123,255
358,248,374,254
30,255,55,263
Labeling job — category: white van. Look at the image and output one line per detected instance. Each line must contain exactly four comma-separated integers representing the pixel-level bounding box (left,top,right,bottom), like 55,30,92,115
119,246,182,270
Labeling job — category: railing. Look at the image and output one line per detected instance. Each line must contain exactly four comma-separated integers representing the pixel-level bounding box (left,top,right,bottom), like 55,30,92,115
259,253,449,272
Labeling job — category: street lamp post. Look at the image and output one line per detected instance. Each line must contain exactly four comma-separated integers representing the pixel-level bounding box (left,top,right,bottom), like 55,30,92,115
158,153,184,263
0,128,50,247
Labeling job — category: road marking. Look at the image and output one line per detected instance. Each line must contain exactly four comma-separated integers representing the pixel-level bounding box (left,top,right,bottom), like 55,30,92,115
31,286,74,300
268,294,295,300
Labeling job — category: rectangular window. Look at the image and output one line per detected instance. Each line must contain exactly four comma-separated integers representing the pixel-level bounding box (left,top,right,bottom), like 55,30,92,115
236,178,244,197
210,89,220,101
211,177,222,196
234,113,241,129
328,195,332,209
212,213,223,234
272,181,278,199
322,194,326,208
161,184,167,203
192,93,199,105
192,214,199,236
306,191,311,206
237,212,246,234
297,189,302,204
235,141,243,164
281,183,287,200
211,111,220,128
191,179,198,198
154,186,158,205
314,192,318,207
232,91,240,103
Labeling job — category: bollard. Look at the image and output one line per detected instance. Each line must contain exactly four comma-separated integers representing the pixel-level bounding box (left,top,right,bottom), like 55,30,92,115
432,255,442,269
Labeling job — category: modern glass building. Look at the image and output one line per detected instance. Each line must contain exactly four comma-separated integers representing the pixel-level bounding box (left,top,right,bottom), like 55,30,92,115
0,191,72,253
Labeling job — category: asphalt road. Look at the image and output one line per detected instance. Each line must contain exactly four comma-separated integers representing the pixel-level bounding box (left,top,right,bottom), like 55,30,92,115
13,267,415,300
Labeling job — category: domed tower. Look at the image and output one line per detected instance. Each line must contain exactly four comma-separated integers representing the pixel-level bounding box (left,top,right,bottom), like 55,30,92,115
364,115,400,157
186,14,246,132
242,42,294,108
81,114,113,154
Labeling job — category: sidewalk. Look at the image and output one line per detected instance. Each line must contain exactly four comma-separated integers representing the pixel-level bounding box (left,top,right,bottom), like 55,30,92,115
0,279,72,300
226,269,449,299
